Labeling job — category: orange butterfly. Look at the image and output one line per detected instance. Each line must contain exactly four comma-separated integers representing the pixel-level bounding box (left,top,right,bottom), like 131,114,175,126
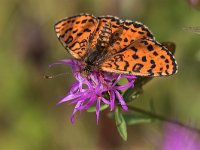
55,13,178,76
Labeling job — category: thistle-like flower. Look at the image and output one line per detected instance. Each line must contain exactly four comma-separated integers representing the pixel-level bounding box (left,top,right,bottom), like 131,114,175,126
162,124,200,150
53,59,136,123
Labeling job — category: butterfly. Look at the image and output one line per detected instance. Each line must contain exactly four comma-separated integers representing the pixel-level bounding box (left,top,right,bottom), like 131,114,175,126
54,13,178,76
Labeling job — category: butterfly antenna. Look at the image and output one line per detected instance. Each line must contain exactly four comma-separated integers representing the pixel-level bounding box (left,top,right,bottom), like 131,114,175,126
43,72,70,79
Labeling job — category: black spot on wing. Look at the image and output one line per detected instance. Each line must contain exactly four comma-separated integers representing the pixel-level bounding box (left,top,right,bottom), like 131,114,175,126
124,21,132,26
165,59,169,63
142,56,147,62
84,28,91,32
60,27,73,38
77,33,83,37
64,36,73,44
147,69,154,76
160,55,165,59
153,51,158,56
132,63,144,72
141,40,148,45
124,38,128,42
88,19,95,23
165,70,170,75
133,23,142,28
130,46,138,52
138,31,144,34
112,25,118,28
150,60,156,69
131,29,137,32
132,54,139,59
157,72,163,76
124,61,129,70
81,19,88,23
123,26,129,30
147,44,153,51
147,32,154,39
72,29,78,33
114,62,120,70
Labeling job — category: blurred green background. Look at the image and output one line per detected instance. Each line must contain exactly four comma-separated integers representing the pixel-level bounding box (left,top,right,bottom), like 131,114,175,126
0,0,200,150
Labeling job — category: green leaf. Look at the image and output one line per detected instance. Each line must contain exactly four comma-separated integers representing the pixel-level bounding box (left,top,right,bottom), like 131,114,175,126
114,107,127,141
123,113,153,125
87,104,109,112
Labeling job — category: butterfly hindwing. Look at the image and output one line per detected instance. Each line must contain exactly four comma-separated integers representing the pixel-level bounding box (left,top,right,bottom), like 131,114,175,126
100,38,177,76
55,14,99,59
108,20,155,54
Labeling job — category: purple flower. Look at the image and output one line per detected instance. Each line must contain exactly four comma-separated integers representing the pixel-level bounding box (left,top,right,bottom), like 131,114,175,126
187,0,200,10
52,59,136,123
161,124,200,150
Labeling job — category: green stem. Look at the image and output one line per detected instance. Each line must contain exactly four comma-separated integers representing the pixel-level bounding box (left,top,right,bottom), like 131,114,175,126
128,105,200,133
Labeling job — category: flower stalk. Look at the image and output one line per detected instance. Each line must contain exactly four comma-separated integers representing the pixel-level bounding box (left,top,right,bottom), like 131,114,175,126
128,105,200,133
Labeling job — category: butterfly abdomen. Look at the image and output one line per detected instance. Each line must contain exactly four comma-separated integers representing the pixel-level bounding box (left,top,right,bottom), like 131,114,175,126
86,50,100,65
86,21,113,67
97,21,112,49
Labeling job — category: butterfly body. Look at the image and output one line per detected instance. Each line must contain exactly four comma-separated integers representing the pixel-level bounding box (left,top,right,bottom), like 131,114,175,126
84,50,102,73
84,21,113,73
55,13,178,77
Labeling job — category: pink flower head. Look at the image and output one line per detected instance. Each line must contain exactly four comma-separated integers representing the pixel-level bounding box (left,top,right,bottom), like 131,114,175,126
52,59,136,123
162,124,200,150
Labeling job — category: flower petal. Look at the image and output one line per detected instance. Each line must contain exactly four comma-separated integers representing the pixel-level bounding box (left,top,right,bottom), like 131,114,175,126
115,91,128,112
110,91,115,111
112,74,122,86
115,80,134,91
101,97,110,105
69,95,88,104
70,101,83,123
57,92,84,104
96,98,101,124
77,96,96,110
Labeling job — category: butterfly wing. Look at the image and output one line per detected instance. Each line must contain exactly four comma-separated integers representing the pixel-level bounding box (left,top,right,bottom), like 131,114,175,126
111,20,155,50
106,19,155,55
55,14,99,59
90,16,155,54
100,38,178,76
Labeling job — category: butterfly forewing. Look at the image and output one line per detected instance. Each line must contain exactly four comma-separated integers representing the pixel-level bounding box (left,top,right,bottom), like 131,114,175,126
100,38,177,76
55,14,99,59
